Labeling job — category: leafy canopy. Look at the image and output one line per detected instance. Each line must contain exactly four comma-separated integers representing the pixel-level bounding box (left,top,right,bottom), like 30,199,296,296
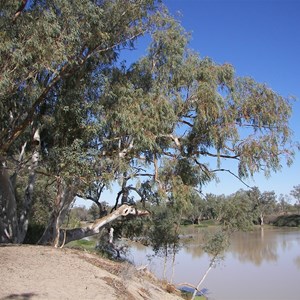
0,0,295,212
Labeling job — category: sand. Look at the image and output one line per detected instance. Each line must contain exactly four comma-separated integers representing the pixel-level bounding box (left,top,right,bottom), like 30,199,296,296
0,245,183,300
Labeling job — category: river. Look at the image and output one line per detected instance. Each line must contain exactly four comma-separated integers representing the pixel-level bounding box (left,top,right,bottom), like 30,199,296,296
127,226,300,300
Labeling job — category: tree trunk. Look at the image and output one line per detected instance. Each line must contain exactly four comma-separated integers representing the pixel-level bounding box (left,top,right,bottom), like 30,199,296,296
18,130,40,242
260,213,264,226
0,129,40,244
0,158,19,243
163,248,168,280
41,205,149,247
191,255,217,300
38,182,76,246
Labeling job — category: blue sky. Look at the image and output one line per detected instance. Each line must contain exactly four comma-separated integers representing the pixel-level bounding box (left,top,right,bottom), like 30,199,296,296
77,0,300,207
160,0,300,199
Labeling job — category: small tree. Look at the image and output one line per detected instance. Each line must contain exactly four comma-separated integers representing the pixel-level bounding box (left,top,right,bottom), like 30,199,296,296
88,204,101,221
218,191,255,230
148,206,181,281
277,194,292,214
70,206,89,222
290,185,300,214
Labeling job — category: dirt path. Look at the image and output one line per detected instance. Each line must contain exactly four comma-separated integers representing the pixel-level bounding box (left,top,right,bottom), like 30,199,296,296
0,245,183,300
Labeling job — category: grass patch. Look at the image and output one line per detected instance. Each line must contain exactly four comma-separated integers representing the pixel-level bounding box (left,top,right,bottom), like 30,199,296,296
194,223,208,228
197,219,218,226
180,291,206,300
66,239,96,250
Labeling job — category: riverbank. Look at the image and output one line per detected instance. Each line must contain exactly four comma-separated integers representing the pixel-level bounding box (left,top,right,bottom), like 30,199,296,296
0,245,184,300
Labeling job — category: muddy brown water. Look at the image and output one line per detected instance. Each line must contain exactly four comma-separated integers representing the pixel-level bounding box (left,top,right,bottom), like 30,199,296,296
128,227,300,300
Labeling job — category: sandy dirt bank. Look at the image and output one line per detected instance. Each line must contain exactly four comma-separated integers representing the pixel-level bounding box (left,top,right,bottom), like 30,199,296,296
0,245,183,300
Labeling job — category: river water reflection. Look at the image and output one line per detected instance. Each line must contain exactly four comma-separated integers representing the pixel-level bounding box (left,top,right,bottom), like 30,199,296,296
128,227,300,300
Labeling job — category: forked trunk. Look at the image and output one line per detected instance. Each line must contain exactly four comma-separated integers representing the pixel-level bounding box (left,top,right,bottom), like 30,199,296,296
38,182,76,246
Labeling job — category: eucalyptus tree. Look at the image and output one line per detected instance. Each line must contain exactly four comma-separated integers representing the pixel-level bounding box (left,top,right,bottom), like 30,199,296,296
247,187,277,225
99,11,294,220
277,194,292,214
0,0,295,245
219,190,256,230
0,0,162,244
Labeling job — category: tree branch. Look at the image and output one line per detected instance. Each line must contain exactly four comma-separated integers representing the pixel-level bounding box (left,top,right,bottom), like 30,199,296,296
179,119,194,127
211,168,253,189
13,0,28,21
1,30,145,153
195,151,240,160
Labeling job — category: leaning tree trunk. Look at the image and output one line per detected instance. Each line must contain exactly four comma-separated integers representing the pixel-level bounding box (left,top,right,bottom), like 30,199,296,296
191,255,217,300
44,205,149,247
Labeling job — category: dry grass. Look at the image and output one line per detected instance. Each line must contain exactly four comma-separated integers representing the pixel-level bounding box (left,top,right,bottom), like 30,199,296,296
71,247,183,299
102,276,136,300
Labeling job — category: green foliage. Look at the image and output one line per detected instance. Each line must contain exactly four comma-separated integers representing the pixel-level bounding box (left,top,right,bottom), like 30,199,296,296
147,205,181,255
273,214,300,227
175,158,202,187
246,187,277,224
88,203,101,220
277,194,293,214
115,217,148,241
290,185,300,212
202,193,226,221
202,230,230,257
27,177,54,226
218,192,255,231
290,185,300,201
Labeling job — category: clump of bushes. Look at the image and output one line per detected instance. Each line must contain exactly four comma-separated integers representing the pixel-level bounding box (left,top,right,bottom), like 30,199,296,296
272,214,300,227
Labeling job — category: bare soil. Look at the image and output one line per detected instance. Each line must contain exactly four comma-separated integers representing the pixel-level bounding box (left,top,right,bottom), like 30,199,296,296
0,245,183,300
